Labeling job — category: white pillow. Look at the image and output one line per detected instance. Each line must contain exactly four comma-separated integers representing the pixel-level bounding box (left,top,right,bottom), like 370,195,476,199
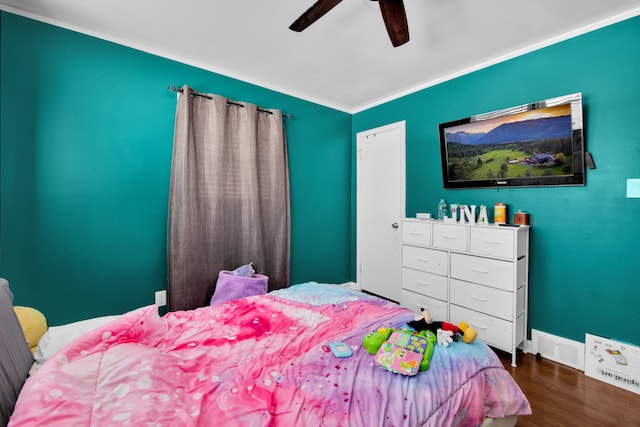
34,315,120,364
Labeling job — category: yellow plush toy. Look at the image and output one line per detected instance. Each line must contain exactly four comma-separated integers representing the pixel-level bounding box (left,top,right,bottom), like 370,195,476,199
14,306,48,354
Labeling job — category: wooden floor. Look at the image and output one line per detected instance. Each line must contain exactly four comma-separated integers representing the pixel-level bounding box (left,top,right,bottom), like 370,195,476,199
495,349,640,426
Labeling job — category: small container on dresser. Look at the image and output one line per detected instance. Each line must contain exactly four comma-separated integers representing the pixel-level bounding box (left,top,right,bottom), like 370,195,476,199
514,211,529,225
401,218,529,367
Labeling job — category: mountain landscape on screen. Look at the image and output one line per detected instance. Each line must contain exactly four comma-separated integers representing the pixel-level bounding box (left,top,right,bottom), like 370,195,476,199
445,115,571,146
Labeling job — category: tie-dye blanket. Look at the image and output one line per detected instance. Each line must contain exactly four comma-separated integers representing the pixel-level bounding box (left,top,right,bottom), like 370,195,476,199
9,283,530,426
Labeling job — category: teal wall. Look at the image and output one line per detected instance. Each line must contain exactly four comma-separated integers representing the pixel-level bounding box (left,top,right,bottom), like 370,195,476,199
353,16,640,344
0,12,352,325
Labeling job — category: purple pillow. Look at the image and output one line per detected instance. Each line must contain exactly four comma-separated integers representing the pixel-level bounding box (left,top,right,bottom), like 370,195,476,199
210,270,268,306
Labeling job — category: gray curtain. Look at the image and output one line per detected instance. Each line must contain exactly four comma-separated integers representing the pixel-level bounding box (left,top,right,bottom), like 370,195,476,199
168,86,290,311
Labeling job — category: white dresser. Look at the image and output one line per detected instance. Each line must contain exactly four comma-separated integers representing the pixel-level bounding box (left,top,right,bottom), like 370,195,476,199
401,219,529,366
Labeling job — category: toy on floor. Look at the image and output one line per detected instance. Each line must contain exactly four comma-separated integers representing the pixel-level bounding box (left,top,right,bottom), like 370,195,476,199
363,327,436,376
407,308,477,345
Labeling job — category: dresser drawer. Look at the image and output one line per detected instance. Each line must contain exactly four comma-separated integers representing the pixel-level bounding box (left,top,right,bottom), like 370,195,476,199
403,220,431,246
401,289,448,320
433,224,468,251
469,227,515,259
402,268,448,301
449,304,512,351
402,245,448,276
450,279,513,320
450,253,514,291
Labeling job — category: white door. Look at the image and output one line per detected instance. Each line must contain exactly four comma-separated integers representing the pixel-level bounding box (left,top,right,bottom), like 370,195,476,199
356,121,405,302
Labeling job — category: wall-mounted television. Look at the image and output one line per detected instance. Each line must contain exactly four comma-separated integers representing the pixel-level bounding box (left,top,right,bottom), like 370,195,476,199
438,92,585,189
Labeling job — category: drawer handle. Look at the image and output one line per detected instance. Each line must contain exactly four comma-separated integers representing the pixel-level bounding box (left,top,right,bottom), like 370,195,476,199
417,257,432,263
471,268,489,274
442,235,458,240
417,280,430,287
481,240,500,245
471,295,488,302
410,231,423,235
470,321,488,330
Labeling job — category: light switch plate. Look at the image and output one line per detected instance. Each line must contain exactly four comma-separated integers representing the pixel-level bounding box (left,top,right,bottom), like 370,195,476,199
627,179,640,198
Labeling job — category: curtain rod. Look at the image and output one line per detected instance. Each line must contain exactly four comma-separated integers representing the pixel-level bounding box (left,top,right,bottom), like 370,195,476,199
168,85,292,120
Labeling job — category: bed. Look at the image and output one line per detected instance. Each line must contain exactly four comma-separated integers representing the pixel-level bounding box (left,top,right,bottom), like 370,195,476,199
2,281,530,426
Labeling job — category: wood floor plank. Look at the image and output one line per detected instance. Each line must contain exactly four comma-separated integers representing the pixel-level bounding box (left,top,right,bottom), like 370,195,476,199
495,349,640,427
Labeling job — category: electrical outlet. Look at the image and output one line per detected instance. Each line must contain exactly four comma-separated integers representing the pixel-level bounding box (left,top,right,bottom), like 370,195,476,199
155,290,167,307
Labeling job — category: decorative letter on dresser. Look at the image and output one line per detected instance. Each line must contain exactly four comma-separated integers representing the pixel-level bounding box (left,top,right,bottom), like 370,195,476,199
401,219,529,366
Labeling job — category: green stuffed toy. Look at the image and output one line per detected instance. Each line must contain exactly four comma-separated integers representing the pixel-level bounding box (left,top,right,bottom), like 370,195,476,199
363,327,393,354
363,327,436,375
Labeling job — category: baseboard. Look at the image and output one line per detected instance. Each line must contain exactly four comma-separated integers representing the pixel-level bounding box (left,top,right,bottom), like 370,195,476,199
531,329,585,371
524,339,535,354
340,281,361,291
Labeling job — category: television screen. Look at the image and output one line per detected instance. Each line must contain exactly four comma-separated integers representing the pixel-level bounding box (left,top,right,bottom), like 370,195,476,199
438,92,585,189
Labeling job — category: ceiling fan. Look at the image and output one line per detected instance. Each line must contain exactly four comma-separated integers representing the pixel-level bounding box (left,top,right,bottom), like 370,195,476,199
289,0,410,47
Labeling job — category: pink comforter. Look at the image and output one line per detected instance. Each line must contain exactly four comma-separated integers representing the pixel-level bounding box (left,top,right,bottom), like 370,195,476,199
10,283,530,426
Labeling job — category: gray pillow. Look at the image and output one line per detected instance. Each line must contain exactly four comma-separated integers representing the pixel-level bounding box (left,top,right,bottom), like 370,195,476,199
0,279,33,427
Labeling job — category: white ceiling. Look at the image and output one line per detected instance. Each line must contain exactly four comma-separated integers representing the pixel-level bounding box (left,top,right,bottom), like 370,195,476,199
2,0,640,113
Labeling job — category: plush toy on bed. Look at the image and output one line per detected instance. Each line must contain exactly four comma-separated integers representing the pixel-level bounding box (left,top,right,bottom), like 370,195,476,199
407,308,477,346
13,306,47,354
363,327,436,376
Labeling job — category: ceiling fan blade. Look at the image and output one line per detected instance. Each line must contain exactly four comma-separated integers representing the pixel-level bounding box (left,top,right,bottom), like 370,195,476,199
378,0,409,47
289,0,344,32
